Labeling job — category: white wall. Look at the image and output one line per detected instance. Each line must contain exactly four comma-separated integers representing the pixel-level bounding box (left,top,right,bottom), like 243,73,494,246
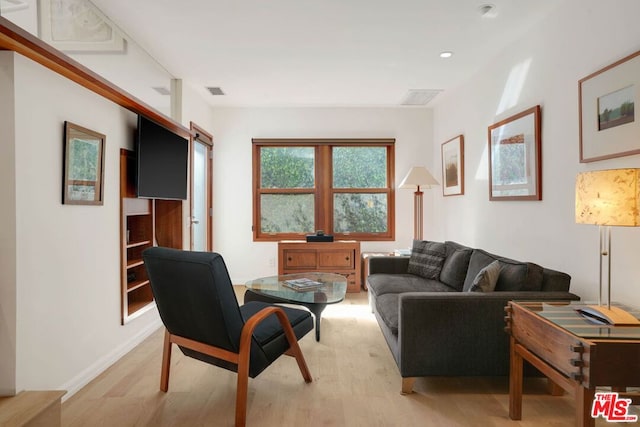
211,107,433,284
0,52,17,395
431,0,640,307
2,52,162,396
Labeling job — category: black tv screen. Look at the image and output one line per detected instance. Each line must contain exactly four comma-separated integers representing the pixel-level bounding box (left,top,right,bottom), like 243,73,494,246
136,116,188,200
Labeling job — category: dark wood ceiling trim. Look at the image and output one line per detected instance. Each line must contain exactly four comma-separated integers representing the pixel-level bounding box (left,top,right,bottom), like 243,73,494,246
0,16,193,139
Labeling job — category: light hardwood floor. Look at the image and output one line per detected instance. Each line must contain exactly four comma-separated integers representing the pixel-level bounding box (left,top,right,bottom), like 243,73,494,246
62,289,634,426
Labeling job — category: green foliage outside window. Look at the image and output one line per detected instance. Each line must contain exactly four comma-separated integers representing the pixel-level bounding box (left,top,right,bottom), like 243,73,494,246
334,193,387,233
261,194,314,233
260,147,314,188
258,144,391,236
333,147,386,188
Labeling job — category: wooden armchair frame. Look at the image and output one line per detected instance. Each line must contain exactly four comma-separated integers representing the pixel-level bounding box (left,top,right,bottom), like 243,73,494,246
160,306,312,427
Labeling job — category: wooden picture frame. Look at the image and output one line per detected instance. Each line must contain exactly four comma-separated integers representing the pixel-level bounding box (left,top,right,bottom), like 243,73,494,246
488,105,541,201
38,0,125,52
63,121,105,205
441,135,464,196
579,50,640,162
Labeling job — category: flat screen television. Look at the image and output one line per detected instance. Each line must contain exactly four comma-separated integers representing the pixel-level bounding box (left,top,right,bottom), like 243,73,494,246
136,115,188,200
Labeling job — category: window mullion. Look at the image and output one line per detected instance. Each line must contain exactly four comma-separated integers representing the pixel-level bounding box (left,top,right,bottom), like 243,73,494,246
316,145,331,234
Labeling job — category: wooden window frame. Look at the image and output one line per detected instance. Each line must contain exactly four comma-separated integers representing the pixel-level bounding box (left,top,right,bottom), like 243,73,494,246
252,138,395,242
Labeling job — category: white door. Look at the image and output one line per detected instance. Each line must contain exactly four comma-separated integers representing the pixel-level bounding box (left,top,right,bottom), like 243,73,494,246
190,123,213,251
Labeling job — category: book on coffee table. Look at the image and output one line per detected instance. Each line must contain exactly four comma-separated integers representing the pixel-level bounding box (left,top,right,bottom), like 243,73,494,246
283,278,324,292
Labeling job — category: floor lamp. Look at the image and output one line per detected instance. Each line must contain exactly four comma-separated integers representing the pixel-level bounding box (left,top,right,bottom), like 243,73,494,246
399,166,439,240
575,168,640,325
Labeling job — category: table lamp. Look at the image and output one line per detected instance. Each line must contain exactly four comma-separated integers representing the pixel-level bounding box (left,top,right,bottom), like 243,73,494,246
399,166,439,240
575,168,640,325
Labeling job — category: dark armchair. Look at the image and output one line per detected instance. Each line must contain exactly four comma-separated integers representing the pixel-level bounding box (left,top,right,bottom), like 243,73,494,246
142,247,314,426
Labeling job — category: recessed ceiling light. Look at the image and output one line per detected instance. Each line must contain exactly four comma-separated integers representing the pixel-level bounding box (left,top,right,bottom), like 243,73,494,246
478,4,498,18
439,51,453,59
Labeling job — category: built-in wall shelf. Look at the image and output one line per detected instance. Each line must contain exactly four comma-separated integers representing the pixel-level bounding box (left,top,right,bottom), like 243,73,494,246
119,149,183,324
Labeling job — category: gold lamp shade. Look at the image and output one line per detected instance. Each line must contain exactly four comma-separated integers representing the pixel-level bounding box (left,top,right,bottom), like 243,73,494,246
575,168,640,326
576,168,640,226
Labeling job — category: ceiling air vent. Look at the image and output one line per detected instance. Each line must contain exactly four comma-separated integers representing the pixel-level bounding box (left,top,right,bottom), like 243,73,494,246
400,89,442,106
206,87,225,96
152,86,171,96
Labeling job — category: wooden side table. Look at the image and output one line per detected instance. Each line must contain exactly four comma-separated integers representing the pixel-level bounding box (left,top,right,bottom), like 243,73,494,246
360,251,395,290
505,301,640,427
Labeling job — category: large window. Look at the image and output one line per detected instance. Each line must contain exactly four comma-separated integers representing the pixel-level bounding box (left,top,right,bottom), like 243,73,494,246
253,139,395,241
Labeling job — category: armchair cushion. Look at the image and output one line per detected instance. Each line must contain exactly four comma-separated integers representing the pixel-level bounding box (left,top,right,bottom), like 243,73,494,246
240,301,312,346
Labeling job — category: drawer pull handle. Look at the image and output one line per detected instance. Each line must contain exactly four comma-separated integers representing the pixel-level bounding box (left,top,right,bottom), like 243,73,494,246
287,257,292,261
570,373,583,381
345,256,350,261
570,344,584,353
570,358,584,367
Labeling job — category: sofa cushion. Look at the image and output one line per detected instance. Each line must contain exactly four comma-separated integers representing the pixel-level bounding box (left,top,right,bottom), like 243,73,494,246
375,293,400,335
463,249,544,292
407,240,446,280
439,248,473,291
469,260,501,292
495,261,544,292
367,273,456,296
444,240,473,257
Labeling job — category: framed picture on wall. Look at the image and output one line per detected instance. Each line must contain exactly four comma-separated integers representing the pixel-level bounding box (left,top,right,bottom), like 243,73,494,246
441,135,464,196
488,105,542,201
579,50,640,162
62,121,105,205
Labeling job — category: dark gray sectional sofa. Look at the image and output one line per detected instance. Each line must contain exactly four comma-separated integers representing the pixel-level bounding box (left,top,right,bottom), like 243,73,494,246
366,240,580,394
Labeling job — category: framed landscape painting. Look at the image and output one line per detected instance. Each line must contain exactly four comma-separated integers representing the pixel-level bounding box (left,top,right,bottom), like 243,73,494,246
62,122,105,205
579,50,640,162
441,135,464,196
488,106,541,201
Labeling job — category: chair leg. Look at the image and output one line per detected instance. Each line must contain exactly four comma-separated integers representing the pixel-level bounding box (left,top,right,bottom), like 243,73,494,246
287,338,312,383
235,347,250,427
160,329,172,392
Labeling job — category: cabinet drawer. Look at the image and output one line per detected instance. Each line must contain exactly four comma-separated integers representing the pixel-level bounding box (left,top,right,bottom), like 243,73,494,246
283,250,317,269
318,250,354,268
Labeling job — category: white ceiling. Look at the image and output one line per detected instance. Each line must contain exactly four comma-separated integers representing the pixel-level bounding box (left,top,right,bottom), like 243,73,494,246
90,0,561,108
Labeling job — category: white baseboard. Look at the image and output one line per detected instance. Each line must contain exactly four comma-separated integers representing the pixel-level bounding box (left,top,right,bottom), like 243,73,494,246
59,317,163,402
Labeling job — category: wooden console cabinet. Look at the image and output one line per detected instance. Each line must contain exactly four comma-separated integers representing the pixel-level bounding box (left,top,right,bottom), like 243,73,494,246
120,149,183,324
278,240,361,293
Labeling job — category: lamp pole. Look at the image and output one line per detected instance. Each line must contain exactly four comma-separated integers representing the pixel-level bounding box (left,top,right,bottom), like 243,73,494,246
414,186,423,240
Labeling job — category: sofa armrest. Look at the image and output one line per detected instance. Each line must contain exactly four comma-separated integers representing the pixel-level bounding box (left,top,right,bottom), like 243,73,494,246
368,256,410,275
395,291,579,377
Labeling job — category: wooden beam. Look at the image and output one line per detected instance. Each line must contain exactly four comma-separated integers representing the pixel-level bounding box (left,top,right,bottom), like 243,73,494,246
0,16,193,139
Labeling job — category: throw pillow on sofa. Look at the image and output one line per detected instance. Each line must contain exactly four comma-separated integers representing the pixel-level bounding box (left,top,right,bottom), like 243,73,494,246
469,260,501,292
407,240,446,280
439,248,473,291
